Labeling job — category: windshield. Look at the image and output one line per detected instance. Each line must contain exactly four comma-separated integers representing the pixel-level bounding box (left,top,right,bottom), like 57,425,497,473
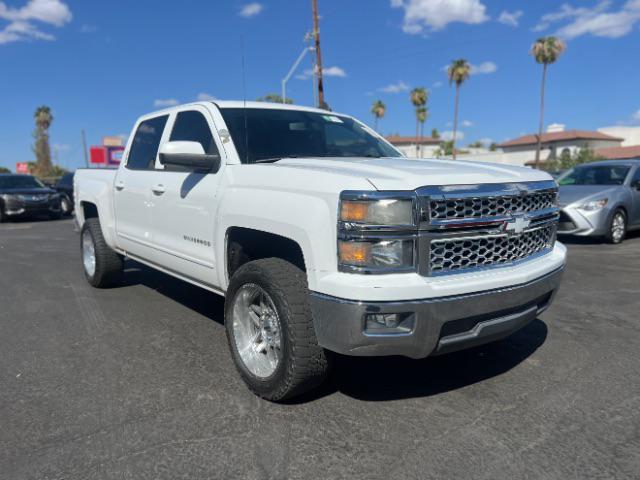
0,175,46,189
558,165,630,186
220,108,401,163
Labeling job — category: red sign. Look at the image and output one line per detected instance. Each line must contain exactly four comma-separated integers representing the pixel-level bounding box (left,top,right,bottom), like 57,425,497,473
16,162,29,174
90,146,106,164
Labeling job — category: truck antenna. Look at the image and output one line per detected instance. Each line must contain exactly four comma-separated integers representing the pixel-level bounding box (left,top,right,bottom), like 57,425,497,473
241,36,249,164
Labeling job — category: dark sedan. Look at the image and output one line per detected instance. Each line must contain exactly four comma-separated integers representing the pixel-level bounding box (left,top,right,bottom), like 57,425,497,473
0,174,62,222
53,172,74,215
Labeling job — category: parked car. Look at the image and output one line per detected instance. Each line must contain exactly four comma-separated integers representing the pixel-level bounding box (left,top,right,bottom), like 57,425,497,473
0,174,62,222
53,172,75,215
557,160,640,243
74,101,566,401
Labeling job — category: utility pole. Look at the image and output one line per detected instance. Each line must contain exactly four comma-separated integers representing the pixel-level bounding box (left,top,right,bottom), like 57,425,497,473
81,129,89,168
311,0,325,109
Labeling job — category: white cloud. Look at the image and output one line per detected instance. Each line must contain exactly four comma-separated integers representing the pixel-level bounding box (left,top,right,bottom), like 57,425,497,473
498,10,523,27
239,2,263,18
80,24,96,33
461,120,474,127
296,65,347,80
0,0,72,45
432,81,443,88
392,0,489,33
632,109,640,121
442,130,465,141
534,0,640,39
470,61,497,74
196,92,216,101
154,98,179,107
378,80,410,93
479,137,493,145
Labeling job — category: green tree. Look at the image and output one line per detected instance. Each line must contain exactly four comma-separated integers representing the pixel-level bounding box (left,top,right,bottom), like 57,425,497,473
447,59,471,160
0,166,10,173
410,87,428,156
489,142,498,151
371,100,386,132
431,128,440,139
257,93,293,104
32,106,54,177
434,140,454,158
416,106,428,154
544,147,603,171
531,37,566,169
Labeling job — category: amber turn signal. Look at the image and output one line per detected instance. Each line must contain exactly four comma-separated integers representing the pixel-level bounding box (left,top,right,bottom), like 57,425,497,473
340,201,369,223
338,241,371,265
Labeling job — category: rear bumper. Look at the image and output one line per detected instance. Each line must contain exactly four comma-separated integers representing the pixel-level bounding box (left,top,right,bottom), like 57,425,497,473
309,266,564,359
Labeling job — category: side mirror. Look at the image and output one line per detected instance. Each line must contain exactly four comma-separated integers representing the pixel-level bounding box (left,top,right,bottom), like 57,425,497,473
159,141,221,172
633,180,640,191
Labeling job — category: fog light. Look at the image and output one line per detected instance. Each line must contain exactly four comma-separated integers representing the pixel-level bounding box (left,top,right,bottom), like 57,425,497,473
364,313,415,335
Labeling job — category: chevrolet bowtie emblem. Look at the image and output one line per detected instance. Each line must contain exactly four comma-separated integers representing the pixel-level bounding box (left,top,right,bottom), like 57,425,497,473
505,216,530,235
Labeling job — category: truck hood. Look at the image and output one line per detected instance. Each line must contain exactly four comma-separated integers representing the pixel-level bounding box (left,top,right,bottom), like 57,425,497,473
558,185,620,207
274,157,551,190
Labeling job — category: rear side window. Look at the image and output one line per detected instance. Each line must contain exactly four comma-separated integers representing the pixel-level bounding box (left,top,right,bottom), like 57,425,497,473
169,111,218,155
127,115,168,170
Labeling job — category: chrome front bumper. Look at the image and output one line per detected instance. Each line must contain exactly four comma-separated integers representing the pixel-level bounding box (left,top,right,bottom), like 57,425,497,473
309,266,564,359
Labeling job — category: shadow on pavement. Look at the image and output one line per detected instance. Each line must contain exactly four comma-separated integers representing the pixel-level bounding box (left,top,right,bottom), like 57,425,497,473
122,260,548,403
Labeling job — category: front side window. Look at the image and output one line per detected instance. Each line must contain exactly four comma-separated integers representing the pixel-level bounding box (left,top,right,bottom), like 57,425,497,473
559,165,631,186
127,115,168,170
220,108,400,163
0,175,46,189
169,110,218,155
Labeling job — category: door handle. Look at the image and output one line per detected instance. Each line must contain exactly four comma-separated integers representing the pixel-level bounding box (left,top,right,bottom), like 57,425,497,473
151,184,166,195
115,181,125,191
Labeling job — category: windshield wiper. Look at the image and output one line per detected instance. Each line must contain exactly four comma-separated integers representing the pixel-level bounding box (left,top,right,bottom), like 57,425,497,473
252,155,299,164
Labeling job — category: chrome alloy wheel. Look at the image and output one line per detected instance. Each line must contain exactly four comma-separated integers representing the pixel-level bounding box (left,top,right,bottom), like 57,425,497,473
82,229,96,277
231,284,282,378
611,212,626,243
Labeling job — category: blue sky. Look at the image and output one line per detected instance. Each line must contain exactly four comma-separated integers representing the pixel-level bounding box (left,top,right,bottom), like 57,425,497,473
1,0,639,171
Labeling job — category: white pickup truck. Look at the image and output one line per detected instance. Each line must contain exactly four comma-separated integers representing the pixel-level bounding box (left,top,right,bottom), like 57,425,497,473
75,101,566,400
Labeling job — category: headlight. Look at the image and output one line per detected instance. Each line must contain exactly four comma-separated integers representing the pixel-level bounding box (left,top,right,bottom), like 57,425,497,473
338,239,414,270
577,198,608,211
339,198,414,226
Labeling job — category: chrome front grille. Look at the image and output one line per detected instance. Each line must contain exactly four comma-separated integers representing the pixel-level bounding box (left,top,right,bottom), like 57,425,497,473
418,181,559,276
430,224,555,273
429,190,557,220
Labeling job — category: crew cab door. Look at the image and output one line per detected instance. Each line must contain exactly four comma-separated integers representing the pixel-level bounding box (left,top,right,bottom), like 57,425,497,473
148,106,225,286
114,114,169,260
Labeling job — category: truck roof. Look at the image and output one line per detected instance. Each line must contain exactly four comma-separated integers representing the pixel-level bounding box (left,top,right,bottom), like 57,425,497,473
145,100,344,118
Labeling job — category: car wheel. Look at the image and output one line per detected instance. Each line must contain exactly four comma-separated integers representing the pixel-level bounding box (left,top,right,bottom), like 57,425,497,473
225,258,331,401
0,202,5,223
60,195,72,216
81,218,124,287
606,209,627,244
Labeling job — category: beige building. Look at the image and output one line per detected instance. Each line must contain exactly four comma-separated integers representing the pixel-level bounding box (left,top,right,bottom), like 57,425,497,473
385,135,442,158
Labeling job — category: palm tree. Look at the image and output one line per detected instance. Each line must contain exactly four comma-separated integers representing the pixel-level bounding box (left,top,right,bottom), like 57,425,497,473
531,37,566,169
447,59,471,160
371,100,386,132
416,107,428,156
410,87,428,156
33,106,54,177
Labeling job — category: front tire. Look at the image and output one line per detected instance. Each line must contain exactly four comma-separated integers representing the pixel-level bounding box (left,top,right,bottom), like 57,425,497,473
81,218,123,287
225,258,331,401
606,209,626,244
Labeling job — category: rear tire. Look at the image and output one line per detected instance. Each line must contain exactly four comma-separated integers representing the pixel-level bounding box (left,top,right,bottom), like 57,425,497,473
606,209,626,244
225,258,331,401
81,218,123,288
60,195,73,216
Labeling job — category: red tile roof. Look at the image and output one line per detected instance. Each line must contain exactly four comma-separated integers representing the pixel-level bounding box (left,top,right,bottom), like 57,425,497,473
385,135,442,145
595,145,640,160
498,130,623,148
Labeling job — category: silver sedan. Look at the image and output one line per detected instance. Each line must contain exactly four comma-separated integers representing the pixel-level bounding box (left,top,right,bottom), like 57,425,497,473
557,160,640,243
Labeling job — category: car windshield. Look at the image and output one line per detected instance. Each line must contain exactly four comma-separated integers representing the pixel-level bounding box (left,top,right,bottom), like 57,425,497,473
220,108,401,163
0,175,46,189
558,165,630,186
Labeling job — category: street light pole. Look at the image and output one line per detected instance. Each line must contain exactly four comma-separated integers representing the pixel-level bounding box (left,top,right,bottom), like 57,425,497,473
281,46,314,104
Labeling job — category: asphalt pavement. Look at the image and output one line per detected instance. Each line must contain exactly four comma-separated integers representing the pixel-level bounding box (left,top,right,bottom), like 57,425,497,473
1,218,639,479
